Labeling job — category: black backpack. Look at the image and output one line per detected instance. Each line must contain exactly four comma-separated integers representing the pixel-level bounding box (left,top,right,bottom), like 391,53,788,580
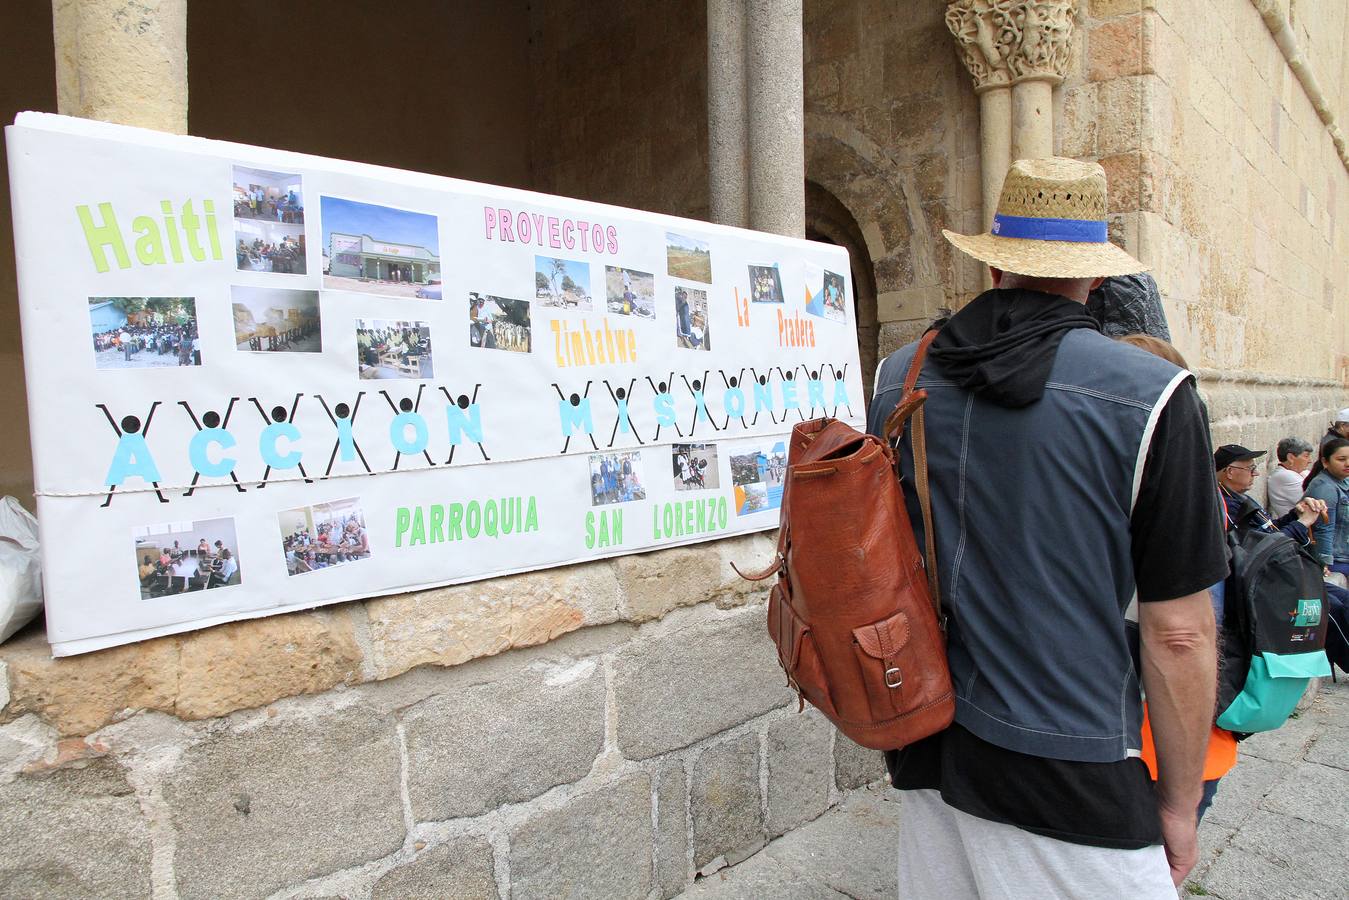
1216,498,1332,736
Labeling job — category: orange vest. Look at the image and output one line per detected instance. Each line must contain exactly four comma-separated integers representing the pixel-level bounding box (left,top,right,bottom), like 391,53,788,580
1138,704,1238,781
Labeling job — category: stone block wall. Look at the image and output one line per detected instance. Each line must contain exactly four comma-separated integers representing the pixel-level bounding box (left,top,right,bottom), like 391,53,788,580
0,537,887,899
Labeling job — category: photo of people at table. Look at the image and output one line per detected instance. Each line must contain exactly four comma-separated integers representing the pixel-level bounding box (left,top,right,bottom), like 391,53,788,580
233,166,304,224
357,319,433,379
468,293,532,352
134,518,242,599
589,451,647,505
89,297,201,369
236,218,307,275
279,498,371,576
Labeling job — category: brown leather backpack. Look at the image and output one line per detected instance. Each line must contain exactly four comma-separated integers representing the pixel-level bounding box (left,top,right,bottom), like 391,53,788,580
736,331,953,750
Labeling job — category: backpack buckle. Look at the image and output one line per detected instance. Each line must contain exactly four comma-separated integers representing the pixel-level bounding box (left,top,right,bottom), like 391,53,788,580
885,666,903,688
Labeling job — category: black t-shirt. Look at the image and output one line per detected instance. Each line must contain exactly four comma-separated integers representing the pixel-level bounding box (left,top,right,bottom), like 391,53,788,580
885,379,1229,849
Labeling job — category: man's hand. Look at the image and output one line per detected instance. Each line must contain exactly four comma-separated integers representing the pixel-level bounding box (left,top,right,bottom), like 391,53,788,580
1157,799,1199,886
1295,497,1327,528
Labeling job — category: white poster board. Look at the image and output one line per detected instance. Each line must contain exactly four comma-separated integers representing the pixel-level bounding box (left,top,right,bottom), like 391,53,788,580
6,113,862,656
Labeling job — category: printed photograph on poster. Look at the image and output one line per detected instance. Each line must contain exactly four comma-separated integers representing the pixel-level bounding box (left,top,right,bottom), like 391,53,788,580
133,517,242,599
233,166,304,224
730,440,787,515
589,451,647,505
605,266,656,318
535,256,592,309
469,293,532,352
804,262,847,322
666,232,713,283
674,286,710,351
748,264,785,304
89,297,201,369
357,319,433,379
279,498,371,576
320,196,441,298
232,286,322,352
672,443,720,491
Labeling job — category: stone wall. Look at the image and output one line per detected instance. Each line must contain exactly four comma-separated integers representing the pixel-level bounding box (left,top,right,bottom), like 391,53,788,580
0,535,885,898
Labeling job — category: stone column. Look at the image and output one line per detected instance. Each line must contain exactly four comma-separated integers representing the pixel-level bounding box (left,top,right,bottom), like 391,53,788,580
707,0,749,229
746,0,805,238
946,0,1014,230
1004,1,1076,162
52,0,189,134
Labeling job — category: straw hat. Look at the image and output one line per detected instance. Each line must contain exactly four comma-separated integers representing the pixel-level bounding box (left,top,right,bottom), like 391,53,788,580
943,157,1146,278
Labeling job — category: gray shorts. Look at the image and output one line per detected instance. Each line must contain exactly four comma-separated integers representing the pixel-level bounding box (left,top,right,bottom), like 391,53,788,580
898,789,1177,900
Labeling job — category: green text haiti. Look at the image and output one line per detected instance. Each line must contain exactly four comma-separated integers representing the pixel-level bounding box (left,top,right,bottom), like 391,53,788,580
77,200,225,272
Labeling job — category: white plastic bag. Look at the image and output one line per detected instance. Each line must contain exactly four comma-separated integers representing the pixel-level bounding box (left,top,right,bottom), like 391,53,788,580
0,496,42,643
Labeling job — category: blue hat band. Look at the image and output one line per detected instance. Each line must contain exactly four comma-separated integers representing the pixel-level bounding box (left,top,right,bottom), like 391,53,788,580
991,213,1108,243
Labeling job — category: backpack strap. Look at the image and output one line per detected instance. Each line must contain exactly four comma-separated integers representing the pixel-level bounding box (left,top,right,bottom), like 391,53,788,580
884,329,942,616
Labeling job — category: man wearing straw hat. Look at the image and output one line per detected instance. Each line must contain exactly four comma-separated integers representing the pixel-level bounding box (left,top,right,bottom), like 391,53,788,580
867,158,1226,896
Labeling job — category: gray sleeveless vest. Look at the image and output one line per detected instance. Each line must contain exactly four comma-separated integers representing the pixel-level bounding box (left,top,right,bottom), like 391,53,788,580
868,327,1189,762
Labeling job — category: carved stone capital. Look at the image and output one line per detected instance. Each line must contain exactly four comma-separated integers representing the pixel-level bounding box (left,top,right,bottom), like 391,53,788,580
946,0,1077,91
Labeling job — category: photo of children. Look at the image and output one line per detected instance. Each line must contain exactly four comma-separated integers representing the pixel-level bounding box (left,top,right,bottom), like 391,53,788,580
666,232,713,283
235,171,306,275
232,286,322,352
730,441,787,515
672,443,720,491
747,264,785,304
605,266,656,318
279,498,371,576
535,256,592,309
133,518,242,599
321,196,441,298
356,319,433,379
675,286,710,351
469,293,532,352
233,166,304,224
589,451,647,505
804,262,847,322
90,297,201,369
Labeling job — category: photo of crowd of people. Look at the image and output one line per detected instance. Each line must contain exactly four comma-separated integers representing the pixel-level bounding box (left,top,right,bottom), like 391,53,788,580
605,266,656,318
589,451,647,505
89,297,201,369
236,221,307,275
672,443,719,491
666,232,713,283
357,319,433,379
233,166,304,224
279,499,371,576
804,262,847,322
134,518,241,599
748,264,785,304
469,293,532,353
675,286,710,351
730,441,787,514
535,256,592,309
321,196,441,299
232,287,322,353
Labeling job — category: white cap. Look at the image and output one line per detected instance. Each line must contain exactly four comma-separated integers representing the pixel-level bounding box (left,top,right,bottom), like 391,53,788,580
1338,408,1349,423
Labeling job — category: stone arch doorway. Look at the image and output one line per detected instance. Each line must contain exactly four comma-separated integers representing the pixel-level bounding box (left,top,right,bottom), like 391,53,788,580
806,181,880,407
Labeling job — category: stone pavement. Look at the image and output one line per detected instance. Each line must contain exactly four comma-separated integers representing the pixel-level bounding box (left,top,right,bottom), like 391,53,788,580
678,677,1348,900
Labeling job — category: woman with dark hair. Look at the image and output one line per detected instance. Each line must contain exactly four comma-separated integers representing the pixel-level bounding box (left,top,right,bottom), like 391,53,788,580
1304,437,1349,579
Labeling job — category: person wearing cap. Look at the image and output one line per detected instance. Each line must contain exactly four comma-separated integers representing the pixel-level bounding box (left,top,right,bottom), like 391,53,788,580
1215,443,1323,546
1321,410,1349,451
868,158,1227,896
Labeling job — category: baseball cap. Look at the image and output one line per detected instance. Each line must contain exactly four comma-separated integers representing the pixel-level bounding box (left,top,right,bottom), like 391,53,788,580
1336,408,1349,423
1214,444,1266,470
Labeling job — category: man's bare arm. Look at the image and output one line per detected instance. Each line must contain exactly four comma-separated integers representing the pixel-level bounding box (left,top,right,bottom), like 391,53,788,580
1139,589,1216,885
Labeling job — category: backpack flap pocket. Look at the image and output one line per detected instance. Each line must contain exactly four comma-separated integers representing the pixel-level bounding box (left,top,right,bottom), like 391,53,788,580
1215,650,1331,734
766,583,838,716
852,610,911,718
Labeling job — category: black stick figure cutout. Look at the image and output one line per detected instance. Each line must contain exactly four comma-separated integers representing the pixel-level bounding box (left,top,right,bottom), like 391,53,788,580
827,363,855,418
97,402,169,507
381,386,437,470
603,379,644,447
776,366,806,421
552,381,598,454
644,373,684,441
719,369,749,430
748,367,779,426
315,393,372,477
178,398,246,496
681,370,720,436
438,385,490,464
249,393,313,487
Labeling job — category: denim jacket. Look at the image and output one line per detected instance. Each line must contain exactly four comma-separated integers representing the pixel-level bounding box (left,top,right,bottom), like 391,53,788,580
1304,471,1349,565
